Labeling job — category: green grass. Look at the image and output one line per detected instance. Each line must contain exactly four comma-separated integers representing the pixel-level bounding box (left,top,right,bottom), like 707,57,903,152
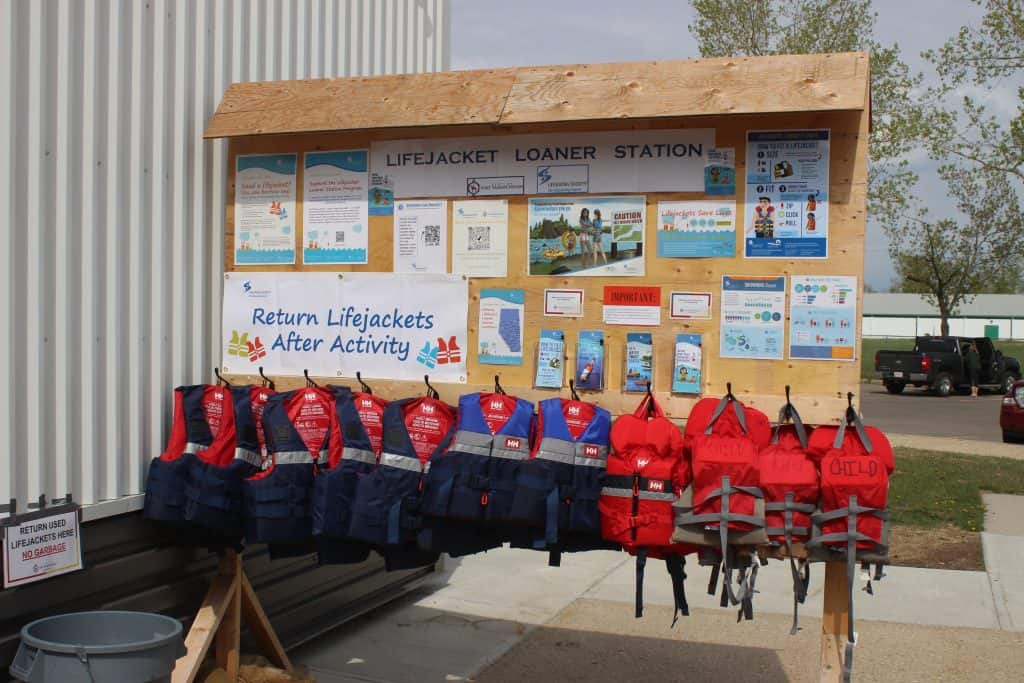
860,337,1024,380
889,448,1024,532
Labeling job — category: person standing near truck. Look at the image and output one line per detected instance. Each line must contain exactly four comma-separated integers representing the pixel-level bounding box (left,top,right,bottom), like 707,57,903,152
965,342,982,397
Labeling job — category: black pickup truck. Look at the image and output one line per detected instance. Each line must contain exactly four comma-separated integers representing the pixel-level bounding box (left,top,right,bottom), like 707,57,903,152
874,336,1021,396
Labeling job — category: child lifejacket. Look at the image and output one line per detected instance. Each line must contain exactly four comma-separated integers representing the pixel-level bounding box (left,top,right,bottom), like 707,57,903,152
758,400,818,633
181,385,265,539
418,392,535,555
244,386,337,558
674,394,771,619
805,411,894,683
144,385,239,527
509,397,614,564
312,386,388,565
600,394,692,624
347,396,455,571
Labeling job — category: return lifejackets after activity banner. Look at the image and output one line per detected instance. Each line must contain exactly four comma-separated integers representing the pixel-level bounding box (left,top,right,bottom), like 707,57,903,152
371,129,714,198
222,273,469,382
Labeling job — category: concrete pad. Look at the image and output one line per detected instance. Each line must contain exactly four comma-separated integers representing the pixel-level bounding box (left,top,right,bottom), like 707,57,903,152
479,598,1024,683
983,493,1024,536
888,433,1024,459
982,532,1024,631
583,557,1000,629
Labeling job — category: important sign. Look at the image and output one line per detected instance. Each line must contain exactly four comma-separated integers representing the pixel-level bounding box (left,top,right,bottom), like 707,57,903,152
3,508,83,588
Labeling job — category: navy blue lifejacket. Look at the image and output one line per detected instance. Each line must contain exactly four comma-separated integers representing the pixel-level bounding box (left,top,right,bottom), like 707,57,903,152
144,385,238,527
347,397,455,571
510,398,614,562
418,392,535,554
244,387,335,558
313,386,387,565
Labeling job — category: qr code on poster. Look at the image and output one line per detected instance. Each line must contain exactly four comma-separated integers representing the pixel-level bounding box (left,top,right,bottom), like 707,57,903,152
422,224,441,247
467,225,491,251
335,230,345,244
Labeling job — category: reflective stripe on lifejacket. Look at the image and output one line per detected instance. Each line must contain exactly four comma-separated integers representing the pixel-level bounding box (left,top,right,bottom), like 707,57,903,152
234,448,262,468
380,451,426,473
534,436,609,468
184,442,205,455
449,430,531,461
342,446,377,465
273,449,324,465
601,475,676,502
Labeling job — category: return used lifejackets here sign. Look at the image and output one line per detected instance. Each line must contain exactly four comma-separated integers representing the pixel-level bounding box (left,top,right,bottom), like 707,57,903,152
222,272,469,382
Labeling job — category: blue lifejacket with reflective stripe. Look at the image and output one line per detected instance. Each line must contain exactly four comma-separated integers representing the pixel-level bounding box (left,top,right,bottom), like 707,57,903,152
144,385,236,526
419,393,535,549
180,385,262,538
244,388,332,556
313,386,381,565
347,397,454,570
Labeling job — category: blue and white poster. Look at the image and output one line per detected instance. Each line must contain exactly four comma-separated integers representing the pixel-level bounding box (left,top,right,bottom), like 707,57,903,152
744,130,829,259
303,150,369,264
528,196,645,277
704,148,735,196
789,275,857,361
624,332,654,392
221,272,468,382
575,331,605,390
535,329,566,389
656,200,736,258
235,154,297,265
720,275,786,360
478,289,525,366
672,334,703,394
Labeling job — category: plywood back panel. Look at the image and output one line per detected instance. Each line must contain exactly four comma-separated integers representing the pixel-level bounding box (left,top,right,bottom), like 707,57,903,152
223,108,868,425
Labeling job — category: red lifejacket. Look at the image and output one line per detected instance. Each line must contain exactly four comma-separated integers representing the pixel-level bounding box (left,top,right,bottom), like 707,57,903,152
600,394,692,623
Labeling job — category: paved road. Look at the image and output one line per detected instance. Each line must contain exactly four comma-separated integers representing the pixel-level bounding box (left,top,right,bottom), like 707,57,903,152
860,381,1005,442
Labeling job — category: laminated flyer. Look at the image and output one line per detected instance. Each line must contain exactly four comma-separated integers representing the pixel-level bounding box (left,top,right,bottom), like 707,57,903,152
624,332,654,392
534,329,566,389
451,199,509,277
235,154,297,265
789,275,857,361
656,200,736,258
744,130,829,258
720,275,786,360
575,331,605,390
478,289,525,365
704,147,736,196
302,150,369,264
672,334,703,394
528,196,645,276
393,200,448,273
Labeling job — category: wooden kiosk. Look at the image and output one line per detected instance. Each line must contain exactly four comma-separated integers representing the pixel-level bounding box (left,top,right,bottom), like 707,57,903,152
201,52,871,681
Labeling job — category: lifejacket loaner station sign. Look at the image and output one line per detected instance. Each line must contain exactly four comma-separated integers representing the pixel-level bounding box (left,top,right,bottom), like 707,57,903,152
371,129,714,198
3,508,83,588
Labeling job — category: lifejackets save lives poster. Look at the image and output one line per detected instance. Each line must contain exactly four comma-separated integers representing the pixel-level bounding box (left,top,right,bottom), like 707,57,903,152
222,272,468,382
528,196,645,276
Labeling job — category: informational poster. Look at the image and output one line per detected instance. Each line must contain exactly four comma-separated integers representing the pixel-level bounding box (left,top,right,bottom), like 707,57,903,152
369,169,394,216
670,292,712,320
235,154,297,265
575,331,605,390
393,200,448,273
602,286,661,326
720,275,786,360
789,275,857,361
302,150,369,264
672,334,703,394
221,272,468,382
544,289,585,317
3,508,83,588
451,199,509,277
371,128,714,198
478,289,525,366
624,332,654,392
744,130,830,259
528,196,645,276
704,148,736,195
656,200,736,258
535,329,566,389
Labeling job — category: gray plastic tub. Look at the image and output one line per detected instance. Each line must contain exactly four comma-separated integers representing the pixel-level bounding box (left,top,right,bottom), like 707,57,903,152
9,611,185,683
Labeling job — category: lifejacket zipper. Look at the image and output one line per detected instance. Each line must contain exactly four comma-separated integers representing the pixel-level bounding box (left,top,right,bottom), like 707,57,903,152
631,472,640,542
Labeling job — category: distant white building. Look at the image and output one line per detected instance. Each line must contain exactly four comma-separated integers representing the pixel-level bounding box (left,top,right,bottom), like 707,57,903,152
863,294,1024,339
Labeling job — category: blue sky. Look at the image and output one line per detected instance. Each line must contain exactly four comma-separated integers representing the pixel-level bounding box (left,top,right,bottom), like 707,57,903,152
449,0,1018,291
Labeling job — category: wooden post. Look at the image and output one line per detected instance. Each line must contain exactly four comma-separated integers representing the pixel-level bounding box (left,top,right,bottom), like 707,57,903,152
819,561,849,683
171,549,292,683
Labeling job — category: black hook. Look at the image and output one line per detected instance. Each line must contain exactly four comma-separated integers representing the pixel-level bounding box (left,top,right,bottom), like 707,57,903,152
424,374,439,400
494,374,506,395
569,378,581,401
783,384,793,421
304,369,318,388
356,371,372,395
258,366,275,390
726,381,734,400
214,367,230,387
845,391,857,424
646,380,655,415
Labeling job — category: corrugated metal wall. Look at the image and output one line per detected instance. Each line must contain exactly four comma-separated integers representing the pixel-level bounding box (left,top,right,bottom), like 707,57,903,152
0,0,450,520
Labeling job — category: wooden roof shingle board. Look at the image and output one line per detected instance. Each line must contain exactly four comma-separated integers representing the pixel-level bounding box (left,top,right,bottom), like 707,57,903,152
204,52,868,139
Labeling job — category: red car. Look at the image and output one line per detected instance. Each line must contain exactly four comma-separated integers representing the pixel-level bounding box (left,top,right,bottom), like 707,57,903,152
1001,380,1024,443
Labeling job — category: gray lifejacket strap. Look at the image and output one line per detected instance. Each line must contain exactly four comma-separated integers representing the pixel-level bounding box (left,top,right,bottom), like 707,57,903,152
833,413,874,454
774,404,809,450
780,493,810,635
704,396,748,435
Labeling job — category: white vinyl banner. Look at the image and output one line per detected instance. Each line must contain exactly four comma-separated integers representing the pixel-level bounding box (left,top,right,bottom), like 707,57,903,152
222,273,468,382
371,128,714,198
